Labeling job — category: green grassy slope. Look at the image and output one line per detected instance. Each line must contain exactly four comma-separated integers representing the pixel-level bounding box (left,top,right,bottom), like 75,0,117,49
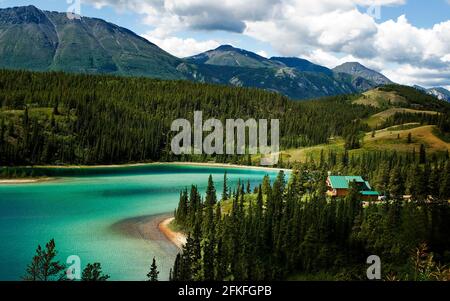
282,85,450,162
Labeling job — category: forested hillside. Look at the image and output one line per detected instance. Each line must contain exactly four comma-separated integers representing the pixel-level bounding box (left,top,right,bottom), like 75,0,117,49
0,69,378,166
171,151,450,281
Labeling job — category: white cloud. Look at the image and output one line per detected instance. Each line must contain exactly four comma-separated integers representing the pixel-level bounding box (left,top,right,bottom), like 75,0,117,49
382,64,450,88
142,35,220,57
82,0,449,88
302,49,354,68
374,16,450,67
83,0,404,34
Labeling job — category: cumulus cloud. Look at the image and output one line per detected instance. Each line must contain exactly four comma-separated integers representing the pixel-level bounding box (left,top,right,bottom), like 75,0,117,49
374,16,450,68
142,35,220,57
82,0,449,88
84,0,282,33
382,65,450,88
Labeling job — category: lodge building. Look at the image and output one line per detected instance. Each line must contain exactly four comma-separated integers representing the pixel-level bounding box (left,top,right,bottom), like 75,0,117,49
326,176,379,201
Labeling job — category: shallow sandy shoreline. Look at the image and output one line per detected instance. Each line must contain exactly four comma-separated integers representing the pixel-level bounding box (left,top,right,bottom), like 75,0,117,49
19,161,290,172
164,162,291,173
0,177,55,184
158,217,186,250
111,213,186,251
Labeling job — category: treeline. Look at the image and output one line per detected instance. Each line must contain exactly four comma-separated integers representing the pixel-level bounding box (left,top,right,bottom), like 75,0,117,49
386,111,450,143
379,111,450,133
380,85,450,112
0,69,377,166
171,154,450,281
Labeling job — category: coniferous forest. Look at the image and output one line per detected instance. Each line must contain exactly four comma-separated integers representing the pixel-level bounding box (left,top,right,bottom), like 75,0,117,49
1,69,449,281
0,69,430,167
171,152,450,281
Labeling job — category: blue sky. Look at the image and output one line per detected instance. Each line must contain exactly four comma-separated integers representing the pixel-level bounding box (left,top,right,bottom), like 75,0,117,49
376,0,450,27
0,0,449,88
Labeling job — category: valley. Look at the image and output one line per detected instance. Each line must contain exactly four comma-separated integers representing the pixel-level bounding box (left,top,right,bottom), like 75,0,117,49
0,3,449,284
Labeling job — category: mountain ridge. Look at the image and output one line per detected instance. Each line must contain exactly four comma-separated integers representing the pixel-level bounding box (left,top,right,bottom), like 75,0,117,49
414,85,450,102
333,62,393,86
0,5,398,100
185,44,280,68
0,5,184,79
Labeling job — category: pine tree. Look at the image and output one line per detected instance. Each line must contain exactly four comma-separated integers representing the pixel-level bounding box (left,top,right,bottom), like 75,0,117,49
419,144,426,164
256,185,263,222
262,175,271,195
23,239,66,281
407,133,412,144
299,226,319,272
428,166,439,198
205,175,217,207
81,263,110,281
222,171,228,201
168,159,450,282
147,257,159,281
175,189,189,226
388,167,404,200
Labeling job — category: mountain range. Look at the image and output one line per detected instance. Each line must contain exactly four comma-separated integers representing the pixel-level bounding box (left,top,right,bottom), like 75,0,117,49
414,85,450,102
1,5,446,101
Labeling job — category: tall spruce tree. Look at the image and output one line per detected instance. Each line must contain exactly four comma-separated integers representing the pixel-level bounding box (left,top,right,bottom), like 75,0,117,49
222,171,229,201
147,257,159,281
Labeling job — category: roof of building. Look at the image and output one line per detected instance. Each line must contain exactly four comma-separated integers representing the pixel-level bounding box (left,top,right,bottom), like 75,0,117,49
327,175,379,196
328,176,365,189
361,191,380,196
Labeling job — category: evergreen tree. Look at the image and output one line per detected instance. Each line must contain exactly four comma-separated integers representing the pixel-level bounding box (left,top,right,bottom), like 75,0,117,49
407,133,412,144
419,144,426,164
23,239,66,281
262,175,271,195
81,263,110,281
170,164,450,281
388,167,404,200
222,171,228,201
147,257,159,281
205,175,217,207
175,189,189,226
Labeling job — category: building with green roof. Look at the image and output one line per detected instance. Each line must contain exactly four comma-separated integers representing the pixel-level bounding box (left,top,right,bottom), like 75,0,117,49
326,175,379,201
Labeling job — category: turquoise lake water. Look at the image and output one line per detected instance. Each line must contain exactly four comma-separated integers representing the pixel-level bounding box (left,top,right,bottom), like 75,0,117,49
0,164,282,281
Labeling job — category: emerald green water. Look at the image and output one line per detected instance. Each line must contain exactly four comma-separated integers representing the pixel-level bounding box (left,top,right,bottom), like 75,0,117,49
0,164,281,281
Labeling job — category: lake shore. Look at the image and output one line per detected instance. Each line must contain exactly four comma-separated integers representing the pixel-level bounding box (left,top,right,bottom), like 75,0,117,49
111,213,186,251
0,177,55,185
26,161,290,172
159,217,186,249
1,162,290,184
